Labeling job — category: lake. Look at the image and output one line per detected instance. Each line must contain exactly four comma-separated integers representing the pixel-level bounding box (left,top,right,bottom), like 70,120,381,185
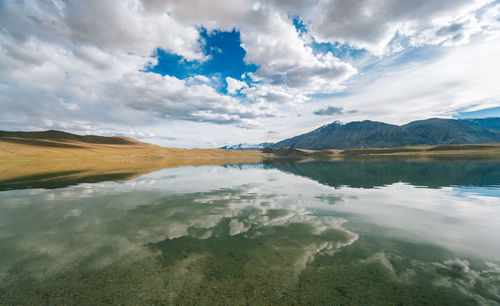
1,158,499,304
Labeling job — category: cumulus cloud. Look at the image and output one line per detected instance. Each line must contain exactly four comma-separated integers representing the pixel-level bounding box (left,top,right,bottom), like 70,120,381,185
159,0,497,55
105,72,276,124
239,8,357,93
152,1,358,93
226,77,249,95
0,0,205,60
242,83,309,106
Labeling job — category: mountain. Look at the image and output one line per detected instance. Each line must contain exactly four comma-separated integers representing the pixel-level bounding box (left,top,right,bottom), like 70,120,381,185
461,118,500,132
402,118,499,145
220,142,273,150
272,118,500,150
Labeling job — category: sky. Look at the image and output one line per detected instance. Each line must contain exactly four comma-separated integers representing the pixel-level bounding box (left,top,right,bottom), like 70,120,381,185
0,0,499,148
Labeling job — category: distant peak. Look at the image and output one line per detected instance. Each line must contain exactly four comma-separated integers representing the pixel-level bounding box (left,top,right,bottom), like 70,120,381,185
320,121,342,129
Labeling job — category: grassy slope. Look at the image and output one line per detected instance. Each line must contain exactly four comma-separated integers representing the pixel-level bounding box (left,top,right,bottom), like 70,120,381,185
0,132,264,160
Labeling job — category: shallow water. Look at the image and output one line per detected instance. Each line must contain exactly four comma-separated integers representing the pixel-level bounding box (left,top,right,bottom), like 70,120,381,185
1,159,499,304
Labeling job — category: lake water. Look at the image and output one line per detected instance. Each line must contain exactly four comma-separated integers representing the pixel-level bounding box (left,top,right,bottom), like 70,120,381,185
1,158,500,304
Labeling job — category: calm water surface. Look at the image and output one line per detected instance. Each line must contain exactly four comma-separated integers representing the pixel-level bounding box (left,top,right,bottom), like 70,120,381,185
1,159,499,304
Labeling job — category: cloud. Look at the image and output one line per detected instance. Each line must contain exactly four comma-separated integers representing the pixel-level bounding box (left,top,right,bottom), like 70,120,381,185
239,8,357,93
226,77,249,95
0,37,273,130
105,72,276,125
242,83,309,106
158,0,497,57
313,106,344,116
306,0,494,54
313,105,357,116
0,0,205,60
154,1,358,93
410,2,500,47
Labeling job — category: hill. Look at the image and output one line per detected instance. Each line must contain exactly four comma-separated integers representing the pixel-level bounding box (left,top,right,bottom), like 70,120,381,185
0,130,139,148
272,118,500,150
0,130,265,160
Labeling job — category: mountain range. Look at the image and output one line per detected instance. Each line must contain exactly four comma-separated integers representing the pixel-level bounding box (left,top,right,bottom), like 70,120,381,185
272,118,500,150
219,142,273,150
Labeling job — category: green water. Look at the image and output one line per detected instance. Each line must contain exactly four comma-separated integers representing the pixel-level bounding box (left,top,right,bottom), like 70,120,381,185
1,159,499,304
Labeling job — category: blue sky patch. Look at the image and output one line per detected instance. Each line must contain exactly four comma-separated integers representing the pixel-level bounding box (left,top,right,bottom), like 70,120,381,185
455,106,500,119
200,28,258,80
292,16,308,35
147,50,199,79
147,28,258,84
311,41,368,62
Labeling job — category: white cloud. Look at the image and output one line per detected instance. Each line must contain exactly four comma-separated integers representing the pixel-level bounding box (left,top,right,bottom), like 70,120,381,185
239,8,356,93
241,83,309,106
0,0,205,60
410,2,500,47
226,77,248,95
306,0,494,55
151,1,358,93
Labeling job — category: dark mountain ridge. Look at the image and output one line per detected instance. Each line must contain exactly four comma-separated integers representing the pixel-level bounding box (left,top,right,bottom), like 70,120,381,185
272,117,500,150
